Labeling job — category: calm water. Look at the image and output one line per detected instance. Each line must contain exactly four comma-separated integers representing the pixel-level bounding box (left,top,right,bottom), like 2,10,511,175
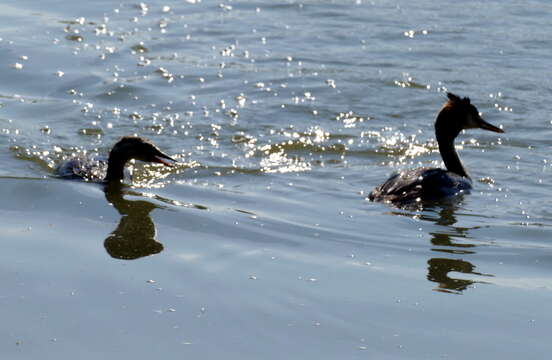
2,0,552,358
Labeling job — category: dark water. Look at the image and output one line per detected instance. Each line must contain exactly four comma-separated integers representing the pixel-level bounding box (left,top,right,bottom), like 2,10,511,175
2,0,552,359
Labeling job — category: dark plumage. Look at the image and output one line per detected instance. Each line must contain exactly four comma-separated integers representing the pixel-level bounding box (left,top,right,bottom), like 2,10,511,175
369,93,504,205
56,136,175,183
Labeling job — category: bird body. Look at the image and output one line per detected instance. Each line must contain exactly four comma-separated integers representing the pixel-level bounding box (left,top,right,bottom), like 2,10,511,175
55,156,108,182
369,167,471,203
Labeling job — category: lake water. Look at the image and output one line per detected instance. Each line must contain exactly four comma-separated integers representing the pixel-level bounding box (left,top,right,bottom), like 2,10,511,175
2,0,552,358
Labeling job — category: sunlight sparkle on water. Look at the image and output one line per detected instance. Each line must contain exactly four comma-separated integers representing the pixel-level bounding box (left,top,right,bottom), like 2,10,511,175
260,151,311,174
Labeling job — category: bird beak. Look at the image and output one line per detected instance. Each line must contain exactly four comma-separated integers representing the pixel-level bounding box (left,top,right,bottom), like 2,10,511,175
153,151,176,167
478,117,504,133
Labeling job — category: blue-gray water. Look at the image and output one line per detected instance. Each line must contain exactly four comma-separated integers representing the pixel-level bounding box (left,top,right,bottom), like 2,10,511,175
2,1,552,359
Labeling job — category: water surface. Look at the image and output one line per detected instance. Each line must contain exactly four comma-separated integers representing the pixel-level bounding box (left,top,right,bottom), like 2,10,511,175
2,1,552,359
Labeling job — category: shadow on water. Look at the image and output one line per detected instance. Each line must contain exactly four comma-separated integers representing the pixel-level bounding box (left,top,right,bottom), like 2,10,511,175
422,204,493,294
103,183,164,260
390,199,493,294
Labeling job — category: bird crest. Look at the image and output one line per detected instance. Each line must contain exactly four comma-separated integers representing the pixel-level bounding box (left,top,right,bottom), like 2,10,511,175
447,92,471,105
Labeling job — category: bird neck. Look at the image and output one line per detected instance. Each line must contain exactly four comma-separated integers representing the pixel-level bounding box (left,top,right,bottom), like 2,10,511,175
437,136,469,178
105,153,128,183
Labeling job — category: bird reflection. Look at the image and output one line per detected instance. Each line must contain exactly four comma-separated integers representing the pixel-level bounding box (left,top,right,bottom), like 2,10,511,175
423,204,492,294
103,183,163,260
427,257,487,294
425,205,476,255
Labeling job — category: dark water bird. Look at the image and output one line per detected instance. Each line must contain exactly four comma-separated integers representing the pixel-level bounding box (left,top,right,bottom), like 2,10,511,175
56,136,175,183
369,93,504,205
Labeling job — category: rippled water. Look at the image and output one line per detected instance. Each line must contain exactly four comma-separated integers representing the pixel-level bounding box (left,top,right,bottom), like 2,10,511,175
2,0,552,359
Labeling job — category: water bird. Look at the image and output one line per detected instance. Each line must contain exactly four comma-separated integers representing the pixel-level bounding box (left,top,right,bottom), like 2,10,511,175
369,93,503,204
56,136,175,183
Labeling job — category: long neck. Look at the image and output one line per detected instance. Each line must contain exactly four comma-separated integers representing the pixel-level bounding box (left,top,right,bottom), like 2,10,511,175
105,153,127,183
437,136,469,178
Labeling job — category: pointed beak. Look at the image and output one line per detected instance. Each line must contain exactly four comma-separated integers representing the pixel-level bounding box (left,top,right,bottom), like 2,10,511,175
152,151,176,167
478,117,504,133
